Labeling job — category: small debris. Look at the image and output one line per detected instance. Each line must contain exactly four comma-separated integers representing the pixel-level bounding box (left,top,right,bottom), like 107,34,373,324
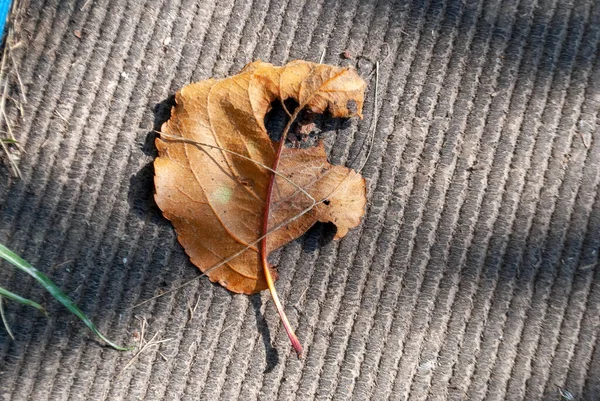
119,317,173,376
558,386,575,401
417,360,436,375
54,110,69,126
187,292,202,321
580,131,591,148
73,29,82,39
162,36,171,46
341,49,353,60
295,110,317,137
467,162,485,172
80,0,93,11
578,121,592,148
297,122,317,137
578,262,597,271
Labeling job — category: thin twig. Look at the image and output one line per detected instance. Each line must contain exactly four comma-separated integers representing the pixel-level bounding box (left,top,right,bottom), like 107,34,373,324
187,292,202,321
357,61,379,173
0,139,19,177
137,316,146,349
348,61,379,173
80,0,93,11
133,131,318,308
293,285,309,309
366,43,390,80
158,132,315,204
0,2,24,177
119,332,160,375
133,196,317,309
2,109,16,142
133,185,350,310
319,48,326,64
50,259,75,271
5,26,26,117
578,262,597,271
8,45,26,105
119,317,172,376
0,35,9,112
54,110,69,126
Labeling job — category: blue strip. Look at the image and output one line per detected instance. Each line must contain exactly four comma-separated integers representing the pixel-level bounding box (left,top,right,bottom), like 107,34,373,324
0,0,12,39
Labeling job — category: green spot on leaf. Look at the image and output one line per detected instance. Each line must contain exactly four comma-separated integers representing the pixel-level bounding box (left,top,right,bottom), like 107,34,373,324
212,185,233,204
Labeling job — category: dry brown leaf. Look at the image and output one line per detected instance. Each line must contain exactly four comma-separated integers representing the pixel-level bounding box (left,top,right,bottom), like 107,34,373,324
154,60,367,354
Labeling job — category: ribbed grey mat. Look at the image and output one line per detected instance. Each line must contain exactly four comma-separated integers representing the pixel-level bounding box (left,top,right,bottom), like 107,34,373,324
0,0,599,399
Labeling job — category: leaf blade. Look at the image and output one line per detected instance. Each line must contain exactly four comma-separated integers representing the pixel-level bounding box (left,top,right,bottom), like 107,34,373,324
0,285,46,312
0,243,131,351
154,60,367,294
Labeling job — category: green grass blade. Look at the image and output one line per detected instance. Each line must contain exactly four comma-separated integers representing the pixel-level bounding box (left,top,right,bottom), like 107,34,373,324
0,296,15,340
0,243,131,351
0,285,46,312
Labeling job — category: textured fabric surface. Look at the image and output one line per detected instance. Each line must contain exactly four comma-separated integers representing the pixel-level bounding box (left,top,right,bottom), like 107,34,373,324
0,0,599,400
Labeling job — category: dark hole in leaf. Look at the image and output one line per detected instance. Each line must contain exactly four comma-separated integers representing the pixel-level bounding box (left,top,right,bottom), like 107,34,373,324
265,99,299,143
346,99,357,114
265,99,353,151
